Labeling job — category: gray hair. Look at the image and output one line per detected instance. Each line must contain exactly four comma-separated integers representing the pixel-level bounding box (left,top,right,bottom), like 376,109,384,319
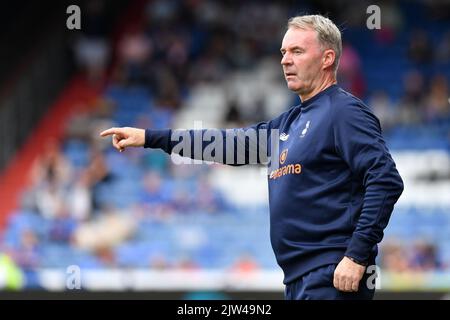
287,15,342,73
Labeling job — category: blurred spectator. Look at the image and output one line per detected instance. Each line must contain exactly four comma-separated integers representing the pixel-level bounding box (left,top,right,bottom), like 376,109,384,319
140,171,174,217
380,241,410,272
141,149,169,173
250,98,269,124
48,205,78,244
149,253,171,270
116,29,152,85
12,229,40,271
195,177,228,214
31,139,72,188
73,207,136,252
87,148,114,211
67,170,93,221
188,52,228,84
369,90,398,132
151,65,183,109
410,240,442,272
146,0,179,24
380,239,444,273
94,246,117,267
337,42,366,98
408,29,433,64
73,0,110,84
223,99,245,127
402,70,426,102
65,98,116,143
171,186,195,214
176,256,200,271
397,70,425,125
34,178,66,220
230,253,259,273
75,36,110,84
374,2,404,45
424,74,450,122
0,252,24,290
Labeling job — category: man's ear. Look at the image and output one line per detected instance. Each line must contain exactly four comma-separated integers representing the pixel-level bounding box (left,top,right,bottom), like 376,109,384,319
322,49,336,70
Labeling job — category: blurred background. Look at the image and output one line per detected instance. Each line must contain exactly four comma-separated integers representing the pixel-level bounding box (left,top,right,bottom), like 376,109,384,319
0,0,449,299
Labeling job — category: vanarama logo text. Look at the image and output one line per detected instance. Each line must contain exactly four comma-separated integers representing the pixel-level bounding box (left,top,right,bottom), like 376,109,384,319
269,148,302,180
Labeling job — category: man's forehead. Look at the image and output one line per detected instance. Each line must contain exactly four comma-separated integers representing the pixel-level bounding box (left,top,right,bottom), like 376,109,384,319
281,27,318,48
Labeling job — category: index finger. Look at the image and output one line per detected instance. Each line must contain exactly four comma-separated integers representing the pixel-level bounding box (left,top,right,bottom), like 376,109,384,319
100,128,121,137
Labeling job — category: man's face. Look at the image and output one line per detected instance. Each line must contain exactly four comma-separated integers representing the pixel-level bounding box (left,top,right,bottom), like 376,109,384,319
280,27,324,95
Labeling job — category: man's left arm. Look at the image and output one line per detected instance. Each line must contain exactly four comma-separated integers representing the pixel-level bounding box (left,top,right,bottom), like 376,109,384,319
332,102,404,292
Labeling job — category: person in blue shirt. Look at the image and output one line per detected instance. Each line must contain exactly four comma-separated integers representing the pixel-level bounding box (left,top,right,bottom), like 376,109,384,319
100,15,404,300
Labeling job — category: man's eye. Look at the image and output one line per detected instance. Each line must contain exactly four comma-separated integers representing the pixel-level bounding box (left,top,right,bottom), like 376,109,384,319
294,50,302,54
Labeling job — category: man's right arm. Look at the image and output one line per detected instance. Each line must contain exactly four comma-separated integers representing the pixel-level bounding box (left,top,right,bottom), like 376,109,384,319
101,123,273,166
144,124,272,166
100,106,295,166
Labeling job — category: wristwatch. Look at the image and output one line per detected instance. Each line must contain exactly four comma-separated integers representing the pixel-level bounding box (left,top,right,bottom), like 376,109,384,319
346,256,368,266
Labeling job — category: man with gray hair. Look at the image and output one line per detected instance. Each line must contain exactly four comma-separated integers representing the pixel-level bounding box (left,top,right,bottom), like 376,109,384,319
101,14,403,300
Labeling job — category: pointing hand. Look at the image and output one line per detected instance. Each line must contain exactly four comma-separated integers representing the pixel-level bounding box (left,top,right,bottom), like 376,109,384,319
100,127,145,152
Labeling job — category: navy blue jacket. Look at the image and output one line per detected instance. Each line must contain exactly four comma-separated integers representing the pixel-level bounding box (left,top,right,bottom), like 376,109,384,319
144,84,404,284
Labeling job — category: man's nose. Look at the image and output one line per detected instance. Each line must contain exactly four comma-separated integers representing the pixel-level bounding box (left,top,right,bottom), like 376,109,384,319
281,53,292,65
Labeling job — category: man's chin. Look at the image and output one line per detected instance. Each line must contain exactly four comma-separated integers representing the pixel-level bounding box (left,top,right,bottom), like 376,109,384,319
286,82,302,92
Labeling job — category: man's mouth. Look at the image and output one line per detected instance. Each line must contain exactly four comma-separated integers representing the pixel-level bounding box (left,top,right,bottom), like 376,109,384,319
285,72,296,77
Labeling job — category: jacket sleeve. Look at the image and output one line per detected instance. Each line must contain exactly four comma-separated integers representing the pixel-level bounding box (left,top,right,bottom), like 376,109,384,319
333,102,404,263
143,123,270,165
144,106,292,166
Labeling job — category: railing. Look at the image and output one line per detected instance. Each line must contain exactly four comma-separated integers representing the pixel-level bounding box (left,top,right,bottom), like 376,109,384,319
0,22,72,172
